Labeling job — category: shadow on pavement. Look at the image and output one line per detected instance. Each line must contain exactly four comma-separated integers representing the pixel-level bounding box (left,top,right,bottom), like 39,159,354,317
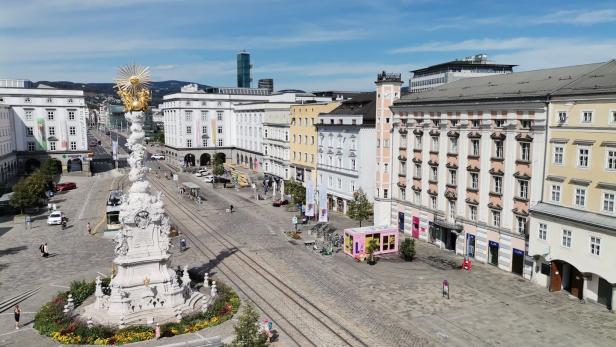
187,247,239,282
0,245,28,257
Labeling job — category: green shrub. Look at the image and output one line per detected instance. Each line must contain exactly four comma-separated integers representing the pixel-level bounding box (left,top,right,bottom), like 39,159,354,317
400,238,415,261
69,280,96,307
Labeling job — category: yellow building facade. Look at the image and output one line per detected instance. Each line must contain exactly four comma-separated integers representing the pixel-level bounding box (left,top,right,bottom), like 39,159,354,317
529,60,616,309
289,102,340,185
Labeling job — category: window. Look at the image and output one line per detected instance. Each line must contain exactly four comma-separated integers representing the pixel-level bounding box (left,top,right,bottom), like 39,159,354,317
551,185,561,202
384,163,388,173
557,111,567,124
47,110,54,120
415,164,421,178
578,147,590,167
415,136,422,149
553,145,564,165
493,176,502,194
48,126,55,136
69,126,76,136
50,142,56,151
611,111,616,124
337,178,342,189
310,154,314,163
431,137,439,151
217,126,223,134
351,159,356,170
449,137,458,153
185,112,192,122
494,140,504,158
414,192,421,204
520,120,532,129
68,110,75,120
202,126,208,135
472,119,480,128
298,136,302,144
217,111,223,121
538,223,547,240
562,229,572,248
494,119,505,128
26,127,34,136
581,111,593,123
516,217,527,234
430,167,438,181
430,196,437,209
186,126,192,134
69,141,77,150
471,140,480,156
202,138,208,146
186,139,192,147
201,110,207,120
383,189,388,199
67,98,73,104
574,188,586,207
590,236,601,255
27,142,35,151
449,169,457,186
606,150,616,170
218,139,223,146
470,173,479,190
386,118,390,124
520,142,530,161
448,201,456,219
311,136,314,145
603,192,615,213
492,210,501,227
400,188,406,200
518,180,528,199
25,110,33,120
469,205,477,221
24,97,31,103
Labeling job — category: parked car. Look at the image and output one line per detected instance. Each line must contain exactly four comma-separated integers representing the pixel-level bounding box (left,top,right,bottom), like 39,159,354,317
47,211,64,225
272,199,289,207
55,182,77,192
150,154,165,160
203,175,215,183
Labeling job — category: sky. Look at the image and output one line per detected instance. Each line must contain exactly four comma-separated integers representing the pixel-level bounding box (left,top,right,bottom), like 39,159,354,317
1,0,615,91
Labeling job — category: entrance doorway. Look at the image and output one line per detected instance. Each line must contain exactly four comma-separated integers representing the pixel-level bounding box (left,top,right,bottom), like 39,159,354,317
511,248,524,276
67,158,83,172
200,153,211,166
466,234,475,258
440,228,457,251
549,261,584,299
488,241,499,266
184,153,196,166
598,277,613,310
398,212,405,233
412,216,419,239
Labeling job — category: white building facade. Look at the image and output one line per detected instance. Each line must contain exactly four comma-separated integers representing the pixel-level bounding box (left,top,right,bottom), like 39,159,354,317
0,81,90,173
0,104,17,188
316,93,376,215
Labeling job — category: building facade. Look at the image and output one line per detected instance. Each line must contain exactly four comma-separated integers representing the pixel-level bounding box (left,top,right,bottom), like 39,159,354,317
374,72,403,225
529,60,616,308
0,82,90,173
386,63,607,277
261,104,292,180
316,93,376,215
409,54,515,93
237,51,252,88
0,104,17,189
289,102,340,185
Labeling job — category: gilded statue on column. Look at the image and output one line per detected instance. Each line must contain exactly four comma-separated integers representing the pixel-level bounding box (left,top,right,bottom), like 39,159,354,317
114,64,152,112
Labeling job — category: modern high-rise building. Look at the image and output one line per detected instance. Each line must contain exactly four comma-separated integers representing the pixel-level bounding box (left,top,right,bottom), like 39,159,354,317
237,51,252,88
409,54,515,93
258,79,274,93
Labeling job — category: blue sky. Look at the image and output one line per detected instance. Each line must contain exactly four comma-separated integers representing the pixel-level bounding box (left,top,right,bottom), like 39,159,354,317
1,0,615,91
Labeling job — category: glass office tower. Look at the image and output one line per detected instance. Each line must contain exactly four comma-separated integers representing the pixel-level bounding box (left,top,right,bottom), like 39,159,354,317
237,51,251,88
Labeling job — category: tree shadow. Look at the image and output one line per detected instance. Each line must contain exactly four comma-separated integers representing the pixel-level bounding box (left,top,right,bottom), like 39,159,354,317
187,247,239,282
0,245,28,257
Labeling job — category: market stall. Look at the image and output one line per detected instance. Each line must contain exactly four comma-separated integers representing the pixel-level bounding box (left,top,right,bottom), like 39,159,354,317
343,225,399,259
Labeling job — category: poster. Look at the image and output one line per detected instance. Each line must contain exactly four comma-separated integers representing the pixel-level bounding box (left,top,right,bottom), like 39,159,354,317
318,182,328,222
305,180,315,217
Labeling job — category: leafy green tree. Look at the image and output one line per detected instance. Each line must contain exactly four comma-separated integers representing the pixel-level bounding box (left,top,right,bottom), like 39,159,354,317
40,158,60,178
10,177,40,214
347,189,373,227
212,164,225,176
213,152,226,165
230,303,269,347
152,131,165,144
283,179,305,206
400,238,416,261
366,238,379,264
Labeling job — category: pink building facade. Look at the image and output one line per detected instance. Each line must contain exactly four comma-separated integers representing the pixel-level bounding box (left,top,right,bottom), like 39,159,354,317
343,225,400,257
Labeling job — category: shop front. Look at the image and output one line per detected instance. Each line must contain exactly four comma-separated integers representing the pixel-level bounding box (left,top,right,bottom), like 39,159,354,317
431,218,462,251
550,260,584,300
488,240,499,266
466,233,476,258
412,216,420,239
343,226,399,259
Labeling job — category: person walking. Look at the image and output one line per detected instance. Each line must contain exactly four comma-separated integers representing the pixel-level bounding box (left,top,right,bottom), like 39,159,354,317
229,204,234,213
52,203,57,211
25,215,32,230
86,222,92,235
43,243,49,257
14,304,21,330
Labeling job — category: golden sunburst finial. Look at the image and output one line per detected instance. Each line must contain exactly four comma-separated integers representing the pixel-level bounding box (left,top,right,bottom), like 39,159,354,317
144,276,150,287
114,64,152,112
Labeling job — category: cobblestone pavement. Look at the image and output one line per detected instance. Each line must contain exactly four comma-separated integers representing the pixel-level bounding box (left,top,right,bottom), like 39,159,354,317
163,169,616,347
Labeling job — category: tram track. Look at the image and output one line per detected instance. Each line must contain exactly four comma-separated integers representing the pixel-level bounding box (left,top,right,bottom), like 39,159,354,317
148,173,371,347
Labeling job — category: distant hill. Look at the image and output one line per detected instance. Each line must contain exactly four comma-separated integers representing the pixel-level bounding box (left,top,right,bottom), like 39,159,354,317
33,80,211,107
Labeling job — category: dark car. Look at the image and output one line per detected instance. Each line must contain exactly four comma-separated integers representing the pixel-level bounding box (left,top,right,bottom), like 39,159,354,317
272,199,289,207
55,182,77,192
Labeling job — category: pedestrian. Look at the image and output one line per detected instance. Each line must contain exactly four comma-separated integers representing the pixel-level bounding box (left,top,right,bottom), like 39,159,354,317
229,204,234,213
86,222,92,235
47,203,52,214
52,203,57,211
43,243,49,257
14,304,21,330
25,215,32,230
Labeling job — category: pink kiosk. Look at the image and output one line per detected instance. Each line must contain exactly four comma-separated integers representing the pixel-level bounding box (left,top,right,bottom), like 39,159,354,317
343,225,399,260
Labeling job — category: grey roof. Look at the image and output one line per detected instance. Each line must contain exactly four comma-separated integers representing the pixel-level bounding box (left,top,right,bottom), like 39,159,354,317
530,202,616,235
552,60,616,96
396,61,611,105
327,92,376,123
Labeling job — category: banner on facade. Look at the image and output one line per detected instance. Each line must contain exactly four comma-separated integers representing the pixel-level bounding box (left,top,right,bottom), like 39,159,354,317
305,180,315,217
318,182,328,222
112,140,118,160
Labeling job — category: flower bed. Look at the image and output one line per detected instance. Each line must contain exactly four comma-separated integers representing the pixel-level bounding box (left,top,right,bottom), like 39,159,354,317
34,279,240,345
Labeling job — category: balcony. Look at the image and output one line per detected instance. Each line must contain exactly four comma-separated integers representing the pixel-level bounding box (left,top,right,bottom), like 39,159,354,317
399,128,408,135
398,154,407,161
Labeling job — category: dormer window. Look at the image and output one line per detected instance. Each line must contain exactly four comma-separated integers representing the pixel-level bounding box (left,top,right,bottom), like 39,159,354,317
494,119,505,128
67,98,73,104
24,97,31,103
46,98,53,103
472,119,480,128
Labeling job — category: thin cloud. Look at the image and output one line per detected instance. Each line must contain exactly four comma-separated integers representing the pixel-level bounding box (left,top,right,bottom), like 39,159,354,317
389,37,547,54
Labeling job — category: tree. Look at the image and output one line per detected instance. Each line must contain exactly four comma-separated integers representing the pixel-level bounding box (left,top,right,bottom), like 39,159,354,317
212,164,225,176
400,238,416,261
347,189,373,227
366,238,379,264
283,179,305,206
39,158,59,178
230,302,269,347
10,177,40,214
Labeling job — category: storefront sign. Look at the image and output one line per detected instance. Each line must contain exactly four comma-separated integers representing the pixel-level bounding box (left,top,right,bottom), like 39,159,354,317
489,240,499,248
512,248,524,256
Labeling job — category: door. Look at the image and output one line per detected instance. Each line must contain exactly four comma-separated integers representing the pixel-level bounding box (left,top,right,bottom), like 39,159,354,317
488,241,499,266
570,266,584,300
549,261,562,292
354,242,359,255
398,212,405,233
511,249,524,276
412,217,420,239
467,234,475,258
598,277,613,310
